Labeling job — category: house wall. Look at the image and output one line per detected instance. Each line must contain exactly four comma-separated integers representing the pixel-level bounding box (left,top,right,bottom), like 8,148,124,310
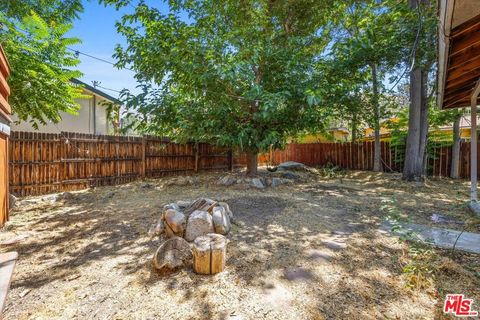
11,93,110,135
0,45,11,227
297,131,349,143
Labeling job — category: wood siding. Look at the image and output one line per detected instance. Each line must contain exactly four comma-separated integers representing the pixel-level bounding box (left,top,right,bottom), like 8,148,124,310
0,46,10,227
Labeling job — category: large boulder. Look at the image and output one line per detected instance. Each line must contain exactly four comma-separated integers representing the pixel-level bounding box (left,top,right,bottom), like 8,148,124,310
212,206,231,235
185,210,214,242
250,178,265,189
164,209,187,237
217,175,237,186
277,161,307,171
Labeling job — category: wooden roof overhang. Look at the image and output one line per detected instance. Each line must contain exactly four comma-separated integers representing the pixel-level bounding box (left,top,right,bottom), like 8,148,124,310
438,0,480,109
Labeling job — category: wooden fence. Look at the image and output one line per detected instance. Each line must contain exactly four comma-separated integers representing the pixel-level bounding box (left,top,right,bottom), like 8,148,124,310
8,132,476,196
9,132,236,196
264,141,476,179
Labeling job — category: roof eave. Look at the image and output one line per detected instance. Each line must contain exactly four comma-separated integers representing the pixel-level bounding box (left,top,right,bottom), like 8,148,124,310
438,0,455,110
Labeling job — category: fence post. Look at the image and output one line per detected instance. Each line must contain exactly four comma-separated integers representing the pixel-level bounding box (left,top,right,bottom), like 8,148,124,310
141,136,146,178
60,132,66,192
194,142,199,172
227,149,233,171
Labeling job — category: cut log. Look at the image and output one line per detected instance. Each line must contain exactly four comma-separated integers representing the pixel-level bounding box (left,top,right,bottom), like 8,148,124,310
193,234,227,275
164,209,186,237
184,198,217,216
212,206,231,235
184,210,214,242
152,237,192,274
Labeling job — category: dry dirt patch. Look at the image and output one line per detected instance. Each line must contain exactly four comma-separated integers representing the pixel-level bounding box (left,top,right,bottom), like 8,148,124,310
0,170,478,319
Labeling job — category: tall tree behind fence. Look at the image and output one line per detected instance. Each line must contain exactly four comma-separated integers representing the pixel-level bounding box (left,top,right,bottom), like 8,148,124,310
9,131,474,196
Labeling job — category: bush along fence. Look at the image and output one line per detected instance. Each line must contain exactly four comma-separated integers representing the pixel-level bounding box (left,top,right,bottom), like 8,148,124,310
8,131,474,196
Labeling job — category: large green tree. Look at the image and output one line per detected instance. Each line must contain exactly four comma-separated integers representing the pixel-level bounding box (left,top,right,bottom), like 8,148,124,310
328,0,407,171
104,0,336,175
0,1,84,127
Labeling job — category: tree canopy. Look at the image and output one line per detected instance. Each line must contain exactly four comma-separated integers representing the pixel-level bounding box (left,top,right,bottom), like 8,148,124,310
105,0,340,174
0,1,84,128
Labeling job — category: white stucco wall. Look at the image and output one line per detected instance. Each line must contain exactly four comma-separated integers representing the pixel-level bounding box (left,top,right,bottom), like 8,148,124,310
11,93,111,135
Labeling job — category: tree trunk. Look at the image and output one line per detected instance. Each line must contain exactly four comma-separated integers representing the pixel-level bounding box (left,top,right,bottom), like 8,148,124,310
351,113,357,143
403,0,430,182
371,63,382,172
450,113,462,179
246,151,258,176
403,69,428,181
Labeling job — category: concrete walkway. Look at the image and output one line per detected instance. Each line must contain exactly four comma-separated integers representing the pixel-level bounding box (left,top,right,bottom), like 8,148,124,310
380,221,480,254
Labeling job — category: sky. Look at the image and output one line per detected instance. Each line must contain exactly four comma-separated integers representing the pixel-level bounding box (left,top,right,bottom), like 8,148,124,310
67,1,180,97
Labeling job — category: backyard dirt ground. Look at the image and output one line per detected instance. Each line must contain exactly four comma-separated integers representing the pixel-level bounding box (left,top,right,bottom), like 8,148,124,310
1,169,479,320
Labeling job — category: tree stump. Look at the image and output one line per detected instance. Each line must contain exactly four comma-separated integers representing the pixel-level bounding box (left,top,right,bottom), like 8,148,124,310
193,233,227,275
153,237,192,274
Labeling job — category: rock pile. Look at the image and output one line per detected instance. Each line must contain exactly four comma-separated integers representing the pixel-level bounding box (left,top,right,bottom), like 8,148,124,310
217,175,295,189
150,198,232,274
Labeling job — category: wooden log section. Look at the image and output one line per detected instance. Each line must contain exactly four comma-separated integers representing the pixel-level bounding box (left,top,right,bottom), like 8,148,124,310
193,233,227,275
153,237,192,274
184,198,217,216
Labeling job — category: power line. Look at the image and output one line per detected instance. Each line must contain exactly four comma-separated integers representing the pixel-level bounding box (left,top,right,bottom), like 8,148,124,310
7,23,135,72
94,83,123,94
68,48,135,72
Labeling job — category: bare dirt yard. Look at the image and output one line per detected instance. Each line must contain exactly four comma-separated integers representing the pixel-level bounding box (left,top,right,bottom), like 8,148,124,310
1,169,479,320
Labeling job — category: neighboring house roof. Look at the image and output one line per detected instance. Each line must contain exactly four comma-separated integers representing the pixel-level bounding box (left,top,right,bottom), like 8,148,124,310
438,115,480,130
363,115,478,141
438,0,480,109
328,127,349,134
71,78,121,105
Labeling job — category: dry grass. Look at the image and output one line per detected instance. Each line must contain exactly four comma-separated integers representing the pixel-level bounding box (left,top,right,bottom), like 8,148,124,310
0,169,478,319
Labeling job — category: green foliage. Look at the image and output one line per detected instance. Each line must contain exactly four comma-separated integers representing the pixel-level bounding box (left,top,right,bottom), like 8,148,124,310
388,102,464,174
402,245,436,290
0,7,84,128
317,163,345,178
320,0,410,138
104,0,337,153
0,0,83,23
381,197,436,289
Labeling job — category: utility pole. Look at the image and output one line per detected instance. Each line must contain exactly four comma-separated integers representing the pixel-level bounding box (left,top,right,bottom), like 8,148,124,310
92,81,100,135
